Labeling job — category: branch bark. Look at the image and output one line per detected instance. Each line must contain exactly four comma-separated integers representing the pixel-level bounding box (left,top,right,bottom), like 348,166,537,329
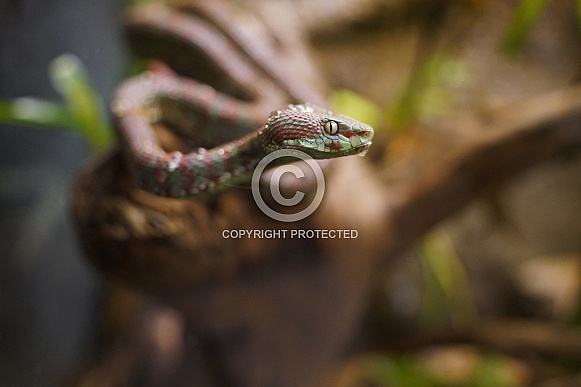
377,85,581,261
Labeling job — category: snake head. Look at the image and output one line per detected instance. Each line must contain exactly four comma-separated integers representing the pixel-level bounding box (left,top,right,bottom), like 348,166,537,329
261,104,374,159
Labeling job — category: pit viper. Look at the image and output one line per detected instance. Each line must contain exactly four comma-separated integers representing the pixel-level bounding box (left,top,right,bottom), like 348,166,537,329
112,1,373,197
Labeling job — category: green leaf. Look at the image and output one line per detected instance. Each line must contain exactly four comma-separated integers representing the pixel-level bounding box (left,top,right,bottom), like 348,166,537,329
382,55,468,132
0,98,76,130
502,0,549,57
0,54,113,152
419,229,478,329
49,54,113,150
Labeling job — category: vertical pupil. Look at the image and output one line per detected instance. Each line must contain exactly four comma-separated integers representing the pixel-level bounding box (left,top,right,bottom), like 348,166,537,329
326,121,337,134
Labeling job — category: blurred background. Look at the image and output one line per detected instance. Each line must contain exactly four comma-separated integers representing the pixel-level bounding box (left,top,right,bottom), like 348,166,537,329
0,0,123,385
2,0,581,386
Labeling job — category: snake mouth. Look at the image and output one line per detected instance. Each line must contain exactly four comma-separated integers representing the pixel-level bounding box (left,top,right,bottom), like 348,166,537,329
350,141,372,156
354,141,372,151
290,141,372,158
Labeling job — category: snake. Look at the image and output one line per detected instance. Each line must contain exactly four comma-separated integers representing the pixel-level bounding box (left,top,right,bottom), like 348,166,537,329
111,1,374,198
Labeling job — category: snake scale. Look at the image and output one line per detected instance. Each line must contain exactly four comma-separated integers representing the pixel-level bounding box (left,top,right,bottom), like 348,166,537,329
112,1,373,198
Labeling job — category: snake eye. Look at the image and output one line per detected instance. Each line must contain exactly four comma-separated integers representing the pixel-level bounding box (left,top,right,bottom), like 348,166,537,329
324,120,339,135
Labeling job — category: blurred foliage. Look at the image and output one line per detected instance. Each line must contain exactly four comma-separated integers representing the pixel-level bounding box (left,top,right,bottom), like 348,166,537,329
331,54,468,135
364,355,434,387
0,54,113,152
0,98,76,130
502,0,549,56
49,54,112,150
383,54,468,132
352,351,526,387
419,229,477,329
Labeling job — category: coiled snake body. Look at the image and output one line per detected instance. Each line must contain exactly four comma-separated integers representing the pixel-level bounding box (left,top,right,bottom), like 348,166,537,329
112,2,373,197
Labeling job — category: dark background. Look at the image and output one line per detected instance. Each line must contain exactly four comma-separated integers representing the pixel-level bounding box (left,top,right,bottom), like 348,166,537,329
0,0,124,384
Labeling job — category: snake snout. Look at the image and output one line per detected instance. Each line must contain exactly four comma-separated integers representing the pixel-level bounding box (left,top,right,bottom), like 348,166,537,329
353,124,374,143
351,124,373,154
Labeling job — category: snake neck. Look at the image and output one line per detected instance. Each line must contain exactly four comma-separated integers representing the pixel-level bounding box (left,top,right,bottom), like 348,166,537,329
129,128,267,197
